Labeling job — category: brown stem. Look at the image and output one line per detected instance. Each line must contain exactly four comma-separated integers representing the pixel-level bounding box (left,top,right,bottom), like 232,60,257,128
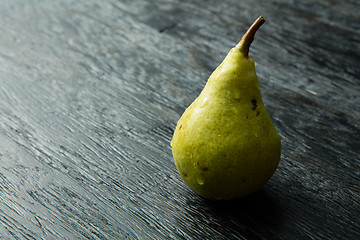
238,16,265,57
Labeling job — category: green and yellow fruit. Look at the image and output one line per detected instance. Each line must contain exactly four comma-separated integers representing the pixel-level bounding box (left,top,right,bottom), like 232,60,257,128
171,16,281,200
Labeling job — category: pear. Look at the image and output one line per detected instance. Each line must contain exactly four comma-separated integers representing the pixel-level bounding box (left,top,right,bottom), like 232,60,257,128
170,16,281,200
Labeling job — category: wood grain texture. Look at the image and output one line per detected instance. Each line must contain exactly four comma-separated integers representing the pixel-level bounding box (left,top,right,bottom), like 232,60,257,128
0,0,359,239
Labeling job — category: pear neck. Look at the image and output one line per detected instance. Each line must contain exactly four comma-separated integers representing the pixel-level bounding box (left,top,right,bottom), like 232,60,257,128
237,16,265,57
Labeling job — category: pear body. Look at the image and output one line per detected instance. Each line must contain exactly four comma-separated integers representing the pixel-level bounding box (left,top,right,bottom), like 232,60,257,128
171,44,281,200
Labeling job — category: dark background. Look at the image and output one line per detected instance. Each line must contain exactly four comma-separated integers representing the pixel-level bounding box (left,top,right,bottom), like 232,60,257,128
0,0,359,239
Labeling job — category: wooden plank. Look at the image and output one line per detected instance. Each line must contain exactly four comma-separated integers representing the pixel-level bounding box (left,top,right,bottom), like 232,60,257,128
0,0,359,239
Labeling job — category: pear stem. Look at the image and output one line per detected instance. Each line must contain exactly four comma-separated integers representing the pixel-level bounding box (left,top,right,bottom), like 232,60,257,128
238,16,265,57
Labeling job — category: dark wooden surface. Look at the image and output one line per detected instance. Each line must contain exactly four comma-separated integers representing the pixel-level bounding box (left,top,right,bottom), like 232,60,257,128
1,0,359,239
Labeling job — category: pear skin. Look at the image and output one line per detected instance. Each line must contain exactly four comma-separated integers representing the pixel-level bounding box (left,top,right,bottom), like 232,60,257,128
171,16,281,200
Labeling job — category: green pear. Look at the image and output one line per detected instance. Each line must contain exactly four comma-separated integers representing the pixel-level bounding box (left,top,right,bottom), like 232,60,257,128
171,16,281,200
